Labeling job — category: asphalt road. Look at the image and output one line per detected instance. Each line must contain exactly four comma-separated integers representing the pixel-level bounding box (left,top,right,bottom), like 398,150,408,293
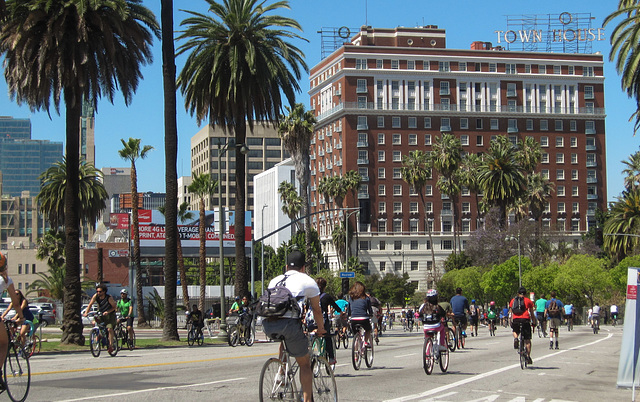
24,324,630,401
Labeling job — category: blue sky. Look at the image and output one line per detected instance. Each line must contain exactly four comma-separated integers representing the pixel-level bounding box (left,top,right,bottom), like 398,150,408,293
0,0,636,203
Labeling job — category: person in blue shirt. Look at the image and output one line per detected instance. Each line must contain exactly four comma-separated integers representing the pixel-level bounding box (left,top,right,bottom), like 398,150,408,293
450,287,471,337
545,291,564,350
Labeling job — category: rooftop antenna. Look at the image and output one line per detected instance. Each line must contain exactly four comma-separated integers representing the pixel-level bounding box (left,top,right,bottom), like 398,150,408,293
365,0,368,26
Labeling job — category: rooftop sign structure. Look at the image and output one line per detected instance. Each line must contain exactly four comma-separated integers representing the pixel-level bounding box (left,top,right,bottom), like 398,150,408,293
496,12,604,53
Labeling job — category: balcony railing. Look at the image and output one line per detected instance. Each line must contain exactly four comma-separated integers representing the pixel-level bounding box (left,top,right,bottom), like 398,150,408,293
586,161,597,167
586,177,598,184
357,192,370,199
357,141,368,147
587,194,598,200
586,145,596,151
357,158,369,165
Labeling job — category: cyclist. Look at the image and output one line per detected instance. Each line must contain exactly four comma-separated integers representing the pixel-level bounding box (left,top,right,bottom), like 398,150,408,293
84,284,117,353
405,307,415,331
346,281,373,347
469,299,480,337
419,290,448,354
591,303,601,331
1,289,34,346
501,305,510,327
187,304,204,335
545,291,564,350
316,277,342,365
117,289,134,344
509,286,536,365
261,251,324,402
366,291,382,341
0,252,24,388
611,304,619,325
229,296,242,315
534,294,547,337
333,293,349,338
450,287,471,338
564,303,574,330
487,301,498,334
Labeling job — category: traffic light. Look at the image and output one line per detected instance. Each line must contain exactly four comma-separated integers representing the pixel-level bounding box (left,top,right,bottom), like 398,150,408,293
341,278,350,296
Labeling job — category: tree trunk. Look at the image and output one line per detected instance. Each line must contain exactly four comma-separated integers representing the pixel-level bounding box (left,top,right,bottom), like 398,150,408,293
178,241,189,307
131,163,147,327
199,200,206,312
61,100,84,345
97,247,103,283
421,193,436,279
234,121,248,298
161,0,179,342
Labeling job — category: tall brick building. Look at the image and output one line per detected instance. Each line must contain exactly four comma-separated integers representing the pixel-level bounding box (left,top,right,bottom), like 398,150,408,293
308,26,606,290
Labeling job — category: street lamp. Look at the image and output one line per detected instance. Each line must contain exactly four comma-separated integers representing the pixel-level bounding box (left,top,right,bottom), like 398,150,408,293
505,233,522,287
217,138,249,341
344,208,360,271
261,204,268,295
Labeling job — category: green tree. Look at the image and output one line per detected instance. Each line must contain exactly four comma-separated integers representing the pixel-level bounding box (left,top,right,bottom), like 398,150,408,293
481,256,531,307
478,136,527,228
160,0,180,341
371,273,416,307
401,150,436,274
622,150,640,191
119,138,154,327
555,254,611,308
279,103,316,260
188,173,218,312
31,230,67,301
432,133,463,253
1,0,158,345
522,262,560,301
444,251,473,271
278,181,302,232
177,0,307,298
603,187,640,261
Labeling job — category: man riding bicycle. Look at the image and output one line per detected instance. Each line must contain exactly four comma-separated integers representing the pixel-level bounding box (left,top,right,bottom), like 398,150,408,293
84,284,117,353
187,304,204,334
510,286,536,365
591,303,601,330
117,289,134,344
534,295,547,337
450,287,471,338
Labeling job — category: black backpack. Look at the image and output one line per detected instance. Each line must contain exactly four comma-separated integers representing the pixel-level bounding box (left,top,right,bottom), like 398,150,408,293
255,274,301,319
512,297,526,315
547,299,560,317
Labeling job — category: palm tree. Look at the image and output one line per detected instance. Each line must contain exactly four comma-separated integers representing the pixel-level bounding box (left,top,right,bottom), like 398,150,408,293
119,138,154,328
517,136,542,174
605,1,640,131
188,173,218,313
161,0,180,341
279,103,316,259
459,153,484,229
622,150,640,191
343,170,363,207
278,181,303,231
31,230,66,301
401,150,436,271
604,187,640,260
432,134,463,253
0,0,158,345
159,202,194,308
478,136,527,229
177,0,307,298
527,173,555,231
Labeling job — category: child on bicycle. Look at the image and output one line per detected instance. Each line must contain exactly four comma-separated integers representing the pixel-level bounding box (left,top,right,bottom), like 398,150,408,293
419,289,447,353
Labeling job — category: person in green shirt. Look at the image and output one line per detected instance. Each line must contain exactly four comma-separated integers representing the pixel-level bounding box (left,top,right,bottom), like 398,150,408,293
534,295,547,337
117,289,134,343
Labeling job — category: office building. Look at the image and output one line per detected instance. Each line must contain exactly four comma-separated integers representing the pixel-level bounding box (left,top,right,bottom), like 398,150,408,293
100,167,131,224
308,25,606,290
0,192,50,248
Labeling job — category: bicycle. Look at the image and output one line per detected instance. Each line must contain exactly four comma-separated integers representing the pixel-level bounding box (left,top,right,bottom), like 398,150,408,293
406,318,414,333
310,331,336,371
515,321,532,369
566,316,573,332
442,320,456,352
453,317,466,349
2,320,30,402
422,325,449,375
335,325,350,350
186,321,204,346
612,314,618,327
488,318,497,337
228,312,254,347
88,312,118,357
115,317,135,351
350,320,374,370
22,321,41,358
259,336,337,402
592,315,600,334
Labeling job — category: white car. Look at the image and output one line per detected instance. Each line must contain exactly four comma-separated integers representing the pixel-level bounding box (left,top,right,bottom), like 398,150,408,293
81,304,98,326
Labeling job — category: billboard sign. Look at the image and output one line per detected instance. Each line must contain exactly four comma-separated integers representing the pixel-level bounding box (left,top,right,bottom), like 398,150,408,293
109,213,129,230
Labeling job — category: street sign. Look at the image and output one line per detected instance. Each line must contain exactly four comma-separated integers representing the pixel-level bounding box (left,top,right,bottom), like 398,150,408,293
339,271,355,278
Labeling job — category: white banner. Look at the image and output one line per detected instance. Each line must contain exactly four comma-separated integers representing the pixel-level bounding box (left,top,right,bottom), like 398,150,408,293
616,267,640,388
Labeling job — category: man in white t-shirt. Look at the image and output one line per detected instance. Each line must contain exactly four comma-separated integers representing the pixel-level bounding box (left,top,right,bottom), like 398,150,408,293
0,252,24,388
262,251,325,402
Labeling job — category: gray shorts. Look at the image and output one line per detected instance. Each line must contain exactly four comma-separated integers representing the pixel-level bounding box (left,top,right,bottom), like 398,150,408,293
549,317,562,330
262,318,308,358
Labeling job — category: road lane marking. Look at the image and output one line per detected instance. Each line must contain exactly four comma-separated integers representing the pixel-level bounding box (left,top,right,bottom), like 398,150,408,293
58,377,246,401
385,332,613,402
395,353,417,358
31,353,274,376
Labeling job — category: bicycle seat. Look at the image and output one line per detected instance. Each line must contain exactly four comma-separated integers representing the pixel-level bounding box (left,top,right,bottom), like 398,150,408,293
267,333,286,342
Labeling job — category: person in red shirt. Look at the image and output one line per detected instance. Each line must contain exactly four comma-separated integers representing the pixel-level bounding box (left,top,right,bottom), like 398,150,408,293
509,286,537,365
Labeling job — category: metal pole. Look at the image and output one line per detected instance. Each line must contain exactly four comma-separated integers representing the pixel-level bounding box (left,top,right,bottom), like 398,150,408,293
517,235,522,287
261,204,267,295
344,211,348,271
218,142,228,340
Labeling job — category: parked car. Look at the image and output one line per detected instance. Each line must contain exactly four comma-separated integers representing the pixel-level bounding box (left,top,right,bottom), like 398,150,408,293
28,306,55,326
0,302,15,320
81,304,98,326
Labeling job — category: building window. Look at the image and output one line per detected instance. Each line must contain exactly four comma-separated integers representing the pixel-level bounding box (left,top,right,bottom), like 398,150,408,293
460,118,468,130
571,153,578,164
393,220,402,232
541,136,549,147
18,264,21,275
378,220,386,232
556,137,564,147
570,137,578,147
526,119,533,130
557,185,565,197
425,185,433,196
409,134,417,145
476,135,484,146
394,261,402,271
539,65,547,74
558,202,566,213
359,241,370,251
379,261,386,272
410,202,418,213
393,151,401,162
357,116,368,130
584,85,594,99
355,59,367,69
506,64,517,74
378,185,385,196
408,117,417,128
585,121,595,134
442,240,453,250
555,120,563,131
490,119,498,130
378,151,385,162
392,117,401,128
410,261,419,271
541,153,549,164
541,169,549,179
489,63,496,72
392,133,401,145
393,202,402,213
393,168,402,179
572,170,579,180
583,66,594,77
460,135,469,146
410,220,418,233
379,202,386,212
553,65,561,74
507,83,516,96
407,60,415,70
357,79,367,93
424,134,432,145
557,169,565,180
377,116,384,128
376,59,383,69
570,120,577,131
439,61,450,72
572,186,579,197
540,120,548,131
424,117,432,129
391,59,399,69
393,184,402,196
459,62,467,71
378,133,385,145
556,153,565,164
440,81,450,95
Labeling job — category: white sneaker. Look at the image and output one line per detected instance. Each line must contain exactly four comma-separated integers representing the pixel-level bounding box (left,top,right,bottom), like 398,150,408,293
275,371,285,388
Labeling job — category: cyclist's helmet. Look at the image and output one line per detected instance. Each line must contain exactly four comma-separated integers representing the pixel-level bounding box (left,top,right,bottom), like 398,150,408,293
426,288,438,304
490,301,495,306
120,289,127,294
471,299,476,303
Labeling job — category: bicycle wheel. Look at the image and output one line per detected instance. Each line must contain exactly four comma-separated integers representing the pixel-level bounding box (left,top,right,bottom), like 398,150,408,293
351,333,362,370
90,329,101,357
446,327,456,352
245,326,254,347
197,329,204,346
4,343,30,402
439,347,449,373
342,331,349,349
128,331,136,350
423,337,434,375
312,357,338,402
333,333,340,350
115,327,126,351
187,328,196,346
108,332,119,357
519,336,526,370
228,327,239,347
457,327,465,349
259,358,295,402
25,335,40,358
365,333,374,368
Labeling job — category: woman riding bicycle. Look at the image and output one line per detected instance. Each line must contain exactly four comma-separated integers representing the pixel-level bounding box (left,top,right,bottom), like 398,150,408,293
419,289,447,352
346,281,373,347
1,289,33,346
315,278,342,365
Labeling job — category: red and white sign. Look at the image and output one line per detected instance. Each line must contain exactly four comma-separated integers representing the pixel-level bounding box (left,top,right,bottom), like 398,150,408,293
109,213,129,230
627,284,637,300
